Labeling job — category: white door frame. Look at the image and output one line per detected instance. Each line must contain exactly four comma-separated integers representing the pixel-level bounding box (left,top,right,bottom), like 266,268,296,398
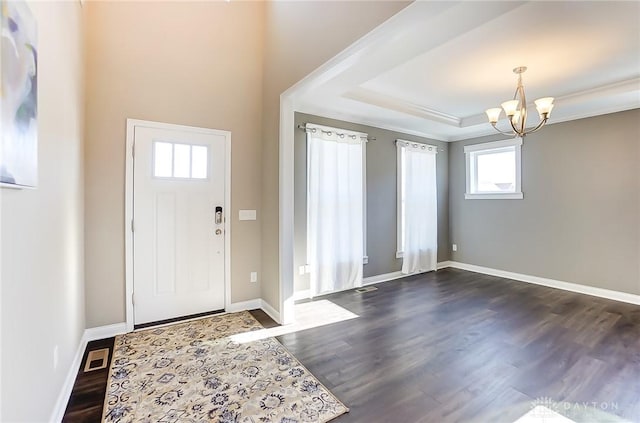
124,118,232,332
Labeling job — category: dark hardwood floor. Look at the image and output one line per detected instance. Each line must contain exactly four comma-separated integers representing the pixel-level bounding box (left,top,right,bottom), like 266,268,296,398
63,268,640,422
63,337,115,422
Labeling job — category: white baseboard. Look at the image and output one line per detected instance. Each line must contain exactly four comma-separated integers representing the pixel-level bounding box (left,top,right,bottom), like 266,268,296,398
437,260,452,270
293,264,451,301
363,270,404,285
260,300,281,324
293,289,310,301
445,261,640,306
293,271,409,301
363,263,451,285
50,331,87,423
84,322,128,342
226,299,262,313
226,299,281,324
290,272,406,301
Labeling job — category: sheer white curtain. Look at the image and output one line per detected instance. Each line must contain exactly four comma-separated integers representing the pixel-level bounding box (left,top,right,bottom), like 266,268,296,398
398,141,438,274
307,124,365,297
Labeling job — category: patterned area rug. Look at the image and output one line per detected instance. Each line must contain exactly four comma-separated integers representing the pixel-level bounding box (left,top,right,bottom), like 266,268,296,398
102,311,348,422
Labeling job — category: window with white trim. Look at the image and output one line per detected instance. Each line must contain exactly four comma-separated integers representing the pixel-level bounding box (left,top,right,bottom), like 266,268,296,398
153,141,209,179
464,138,522,200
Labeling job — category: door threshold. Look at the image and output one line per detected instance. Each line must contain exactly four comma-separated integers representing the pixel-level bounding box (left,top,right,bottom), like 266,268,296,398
134,309,225,330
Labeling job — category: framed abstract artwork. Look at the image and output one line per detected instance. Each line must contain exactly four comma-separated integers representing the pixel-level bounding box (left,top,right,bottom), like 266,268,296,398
1,0,38,188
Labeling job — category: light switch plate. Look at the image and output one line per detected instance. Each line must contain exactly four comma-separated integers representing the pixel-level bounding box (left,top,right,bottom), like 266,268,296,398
239,210,257,221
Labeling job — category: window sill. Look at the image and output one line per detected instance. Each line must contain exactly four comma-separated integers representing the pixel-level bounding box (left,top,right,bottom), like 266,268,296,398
465,192,523,200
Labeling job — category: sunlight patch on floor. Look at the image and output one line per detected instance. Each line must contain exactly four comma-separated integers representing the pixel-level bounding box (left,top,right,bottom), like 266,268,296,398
230,300,359,343
513,406,576,423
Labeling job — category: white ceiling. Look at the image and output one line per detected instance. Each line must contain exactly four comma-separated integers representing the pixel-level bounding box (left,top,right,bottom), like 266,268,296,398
291,1,640,141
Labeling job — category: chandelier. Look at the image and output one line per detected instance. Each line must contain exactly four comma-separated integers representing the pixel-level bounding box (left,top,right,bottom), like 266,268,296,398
485,66,554,137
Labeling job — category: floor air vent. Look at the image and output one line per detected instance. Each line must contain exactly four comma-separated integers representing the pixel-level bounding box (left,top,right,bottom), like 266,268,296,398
355,286,378,293
83,348,110,372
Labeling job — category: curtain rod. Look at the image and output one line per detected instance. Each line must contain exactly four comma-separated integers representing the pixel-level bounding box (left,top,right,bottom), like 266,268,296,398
395,139,442,152
297,124,376,141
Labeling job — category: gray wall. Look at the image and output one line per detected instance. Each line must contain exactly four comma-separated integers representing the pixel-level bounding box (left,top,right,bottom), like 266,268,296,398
294,112,450,293
449,109,640,295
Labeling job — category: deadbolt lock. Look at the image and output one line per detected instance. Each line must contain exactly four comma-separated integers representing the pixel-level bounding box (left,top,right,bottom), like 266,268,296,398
215,229,222,235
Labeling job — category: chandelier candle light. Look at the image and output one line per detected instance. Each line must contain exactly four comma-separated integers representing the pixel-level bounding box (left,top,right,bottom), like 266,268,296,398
485,66,555,138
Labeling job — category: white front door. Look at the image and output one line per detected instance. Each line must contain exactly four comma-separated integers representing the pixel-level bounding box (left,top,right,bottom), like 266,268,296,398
132,123,228,325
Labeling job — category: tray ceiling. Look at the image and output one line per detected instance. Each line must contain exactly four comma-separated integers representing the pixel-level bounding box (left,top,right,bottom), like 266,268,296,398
292,1,640,141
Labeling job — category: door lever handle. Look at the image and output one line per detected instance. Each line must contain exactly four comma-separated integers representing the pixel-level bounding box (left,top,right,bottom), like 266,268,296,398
215,206,223,224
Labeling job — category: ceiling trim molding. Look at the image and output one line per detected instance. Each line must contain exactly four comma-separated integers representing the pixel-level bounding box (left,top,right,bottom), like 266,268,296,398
448,102,640,142
295,102,450,142
343,87,461,127
549,76,640,108
340,76,639,141
460,76,640,127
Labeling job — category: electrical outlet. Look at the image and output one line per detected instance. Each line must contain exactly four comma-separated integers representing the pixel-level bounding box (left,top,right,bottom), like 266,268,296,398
452,244,458,252
250,272,258,283
299,266,305,275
